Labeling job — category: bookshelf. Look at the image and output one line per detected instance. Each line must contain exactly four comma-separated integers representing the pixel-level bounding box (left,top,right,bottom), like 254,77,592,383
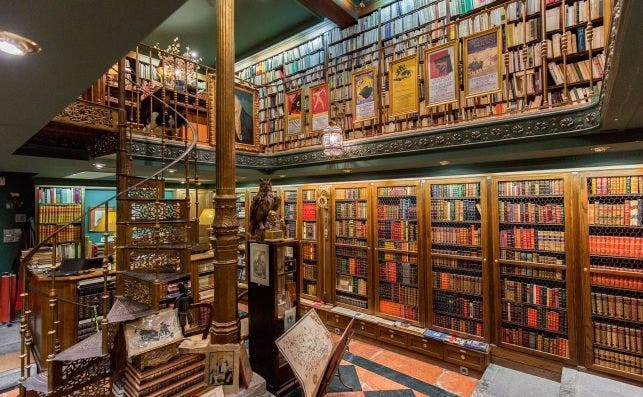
331,184,372,312
299,186,322,301
580,170,643,381
191,251,215,302
236,189,248,288
281,187,299,239
491,174,577,362
35,186,85,259
426,178,490,341
373,182,424,325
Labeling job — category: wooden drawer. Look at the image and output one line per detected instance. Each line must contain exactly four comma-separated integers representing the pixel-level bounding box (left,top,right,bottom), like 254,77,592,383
326,312,350,330
444,346,487,372
408,335,443,359
378,327,408,348
354,320,377,339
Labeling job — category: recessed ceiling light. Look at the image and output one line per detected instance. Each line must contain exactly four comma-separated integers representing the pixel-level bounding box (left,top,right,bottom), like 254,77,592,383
439,160,450,166
93,162,106,169
343,169,352,173
0,31,41,56
279,174,286,178
591,146,609,153
167,168,177,174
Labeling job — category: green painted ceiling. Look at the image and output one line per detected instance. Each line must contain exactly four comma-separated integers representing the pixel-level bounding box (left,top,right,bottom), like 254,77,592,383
143,0,324,65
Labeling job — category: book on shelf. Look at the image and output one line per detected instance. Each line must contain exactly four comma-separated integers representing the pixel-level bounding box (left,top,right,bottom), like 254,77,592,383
593,347,643,375
591,292,642,322
498,180,564,196
502,325,569,357
38,203,83,223
588,200,643,226
38,187,82,204
591,274,643,291
589,176,643,195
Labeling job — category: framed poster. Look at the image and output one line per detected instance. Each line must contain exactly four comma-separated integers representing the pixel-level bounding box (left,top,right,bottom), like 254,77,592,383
249,242,269,286
309,82,330,131
464,28,502,98
285,88,304,135
389,54,419,117
234,84,260,151
352,67,378,123
124,309,182,358
425,42,459,107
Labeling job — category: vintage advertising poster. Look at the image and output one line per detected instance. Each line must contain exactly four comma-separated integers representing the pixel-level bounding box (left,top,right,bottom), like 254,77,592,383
464,28,502,98
352,67,378,123
276,310,334,397
425,42,459,106
389,54,419,117
309,83,330,131
285,88,303,135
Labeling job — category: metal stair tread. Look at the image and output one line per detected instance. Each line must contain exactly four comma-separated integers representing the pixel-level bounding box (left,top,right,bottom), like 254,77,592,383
107,296,154,323
23,370,48,394
54,331,103,361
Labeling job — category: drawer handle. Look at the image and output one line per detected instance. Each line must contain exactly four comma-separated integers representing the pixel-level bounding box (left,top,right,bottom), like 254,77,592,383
460,354,466,360
459,349,466,354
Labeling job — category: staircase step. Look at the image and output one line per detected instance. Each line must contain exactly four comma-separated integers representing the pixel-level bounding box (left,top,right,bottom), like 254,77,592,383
23,371,48,394
473,364,560,397
107,296,153,323
126,176,165,200
123,353,206,397
559,367,643,397
120,199,190,223
53,331,103,361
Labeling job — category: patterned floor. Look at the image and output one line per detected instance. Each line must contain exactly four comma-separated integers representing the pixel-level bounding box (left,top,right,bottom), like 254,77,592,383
324,339,478,397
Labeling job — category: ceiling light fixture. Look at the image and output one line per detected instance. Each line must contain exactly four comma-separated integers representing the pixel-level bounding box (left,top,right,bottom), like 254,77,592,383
279,174,286,178
167,168,177,174
439,160,450,166
343,169,352,173
322,120,345,158
0,31,41,56
591,146,609,153
93,162,106,169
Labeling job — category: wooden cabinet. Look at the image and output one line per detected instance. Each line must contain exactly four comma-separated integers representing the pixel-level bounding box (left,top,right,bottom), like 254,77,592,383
425,177,490,341
280,187,299,239
491,173,578,363
191,251,214,302
248,239,300,395
299,185,324,301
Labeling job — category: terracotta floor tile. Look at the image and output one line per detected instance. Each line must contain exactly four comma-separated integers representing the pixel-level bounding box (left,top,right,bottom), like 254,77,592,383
0,389,19,397
366,350,445,384
325,392,365,397
354,366,408,391
412,391,427,397
435,371,478,397
348,339,383,360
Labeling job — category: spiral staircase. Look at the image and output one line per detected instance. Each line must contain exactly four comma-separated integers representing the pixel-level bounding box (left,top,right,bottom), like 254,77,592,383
17,64,208,396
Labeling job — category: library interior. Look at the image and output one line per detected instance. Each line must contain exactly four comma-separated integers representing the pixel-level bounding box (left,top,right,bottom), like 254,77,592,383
1,0,643,396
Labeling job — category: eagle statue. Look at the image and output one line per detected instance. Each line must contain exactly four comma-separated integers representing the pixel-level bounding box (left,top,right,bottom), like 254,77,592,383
249,178,281,240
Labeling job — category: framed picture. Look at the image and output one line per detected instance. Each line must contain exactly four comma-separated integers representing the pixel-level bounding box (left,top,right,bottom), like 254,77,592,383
352,67,378,123
234,83,260,151
249,242,270,286
124,309,182,358
464,28,502,98
389,54,419,117
309,82,330,132
285,88,304,136
89,206,115,232
425,42,459,107
207,344,240,394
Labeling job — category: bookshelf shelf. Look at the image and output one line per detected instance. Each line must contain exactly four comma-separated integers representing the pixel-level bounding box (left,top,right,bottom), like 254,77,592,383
502,321,567,337
497,259,566,270
501,299,567,312
299,186,322,300
36,186,85,259
581,171,643,380
432,288,482,298
433,309,483,323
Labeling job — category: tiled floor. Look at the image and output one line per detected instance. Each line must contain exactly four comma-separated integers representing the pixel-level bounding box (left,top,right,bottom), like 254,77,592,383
325,338,479,397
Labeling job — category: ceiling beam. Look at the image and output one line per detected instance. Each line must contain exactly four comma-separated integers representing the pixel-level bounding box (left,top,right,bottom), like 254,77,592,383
297,0,358,28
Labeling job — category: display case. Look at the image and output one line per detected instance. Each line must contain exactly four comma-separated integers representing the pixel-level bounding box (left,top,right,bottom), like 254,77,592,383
236,189,248,288
331,184,372,312
426,178,490,340
373,181,424,325
281,187,299,239
579,170,643,380
491,174,577,363
299,186,322,301
248,239,300,395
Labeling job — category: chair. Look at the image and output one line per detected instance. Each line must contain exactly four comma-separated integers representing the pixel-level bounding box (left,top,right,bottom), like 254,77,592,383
180,302,213,340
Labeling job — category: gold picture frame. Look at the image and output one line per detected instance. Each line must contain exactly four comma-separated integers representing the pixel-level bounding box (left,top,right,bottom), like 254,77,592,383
309,82,330,132
351,67,378,123
424,41,460,107
285,88,304,136
463,27,502,98
388,54,419,117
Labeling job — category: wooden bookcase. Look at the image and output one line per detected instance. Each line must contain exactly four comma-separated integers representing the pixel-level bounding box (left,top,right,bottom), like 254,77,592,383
236,188,249,288
191,250,215,302
331,183,372,313
35,185,85,259
425,177,490,341
280,187,299,239
372,181,424,326
299,185,323,301
491,173,578,363
578,170,643,381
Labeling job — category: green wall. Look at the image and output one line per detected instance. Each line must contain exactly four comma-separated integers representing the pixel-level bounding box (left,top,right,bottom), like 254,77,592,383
0,173,35,274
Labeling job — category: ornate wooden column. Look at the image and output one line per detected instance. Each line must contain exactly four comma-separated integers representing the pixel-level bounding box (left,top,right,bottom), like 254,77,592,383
116,57,131,272
210,0,240,344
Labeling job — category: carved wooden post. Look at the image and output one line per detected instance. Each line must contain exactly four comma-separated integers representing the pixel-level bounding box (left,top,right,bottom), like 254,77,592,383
116,57,131,273
102,202,110,356
210,0,240,344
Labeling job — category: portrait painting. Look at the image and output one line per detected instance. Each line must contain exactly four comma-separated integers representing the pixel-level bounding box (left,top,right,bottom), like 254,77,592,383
352,67,378,123
285,88,303,135
425,42,459,106
249,242,270,286
464,28,502,98
234,84,259,151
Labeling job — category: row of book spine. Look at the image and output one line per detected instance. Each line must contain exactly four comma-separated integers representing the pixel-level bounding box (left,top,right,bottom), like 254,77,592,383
302,264,317,280
593,348,643,375
433,271,482,295
433,257,482,272
498,180,564,196
378,199,417,219
335,220,368,238
435,313,483,337
503,302,567,332
379,261,418,285
547,53,605,85
591,292,643,321
379,240,418,251
378,186,417,196
499,228,565,252
302,222,317,240
589,236,643,258
432,225,480,246
434,291,483,320
430,183,479,198
336,202,368,218
379,283,418,306
501,264,564,280
379,300,418,321
498,202,564,224
377,220,418,241
431,200,480,221
38,187,82,204
591,274,643,290
301,202,317,221
589,176,643,195
337,275,368,295
336,294,367,308
304,283,317,296
335,188,367,200
502,279,567,308
502,326,569,357
593,322,642,354
588,200,643,225
499,249,564,264
338,256,368,277
38,225,81,244
38,204,83,223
